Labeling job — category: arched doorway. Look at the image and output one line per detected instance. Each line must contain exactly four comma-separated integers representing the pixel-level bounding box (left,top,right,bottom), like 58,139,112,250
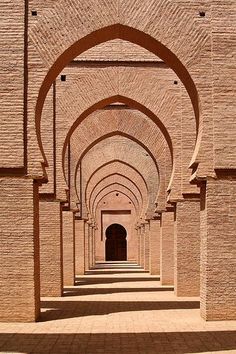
105,224,127,261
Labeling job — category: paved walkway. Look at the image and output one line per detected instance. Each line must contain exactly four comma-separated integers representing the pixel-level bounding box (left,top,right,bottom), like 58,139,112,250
0,262,236,353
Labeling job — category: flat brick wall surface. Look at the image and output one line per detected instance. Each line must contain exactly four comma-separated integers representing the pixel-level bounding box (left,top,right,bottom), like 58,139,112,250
0,1,25,167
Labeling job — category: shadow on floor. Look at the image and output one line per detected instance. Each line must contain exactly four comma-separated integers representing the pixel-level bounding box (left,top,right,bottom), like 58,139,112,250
63,286,174,296
75,276,160,286
0,331,235,353
40,300,200,321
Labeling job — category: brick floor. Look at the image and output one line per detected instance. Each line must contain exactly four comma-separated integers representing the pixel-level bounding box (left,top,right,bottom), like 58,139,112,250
0,262,236,353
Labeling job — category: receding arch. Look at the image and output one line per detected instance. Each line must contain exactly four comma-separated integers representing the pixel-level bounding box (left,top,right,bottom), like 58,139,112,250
35,24,200,171
86,173,148,217
93,188,138,218
72,131,160,189
85,159,150,204
92,184,141,218
88,172,145,213
92,183,140,218
63,95,172,179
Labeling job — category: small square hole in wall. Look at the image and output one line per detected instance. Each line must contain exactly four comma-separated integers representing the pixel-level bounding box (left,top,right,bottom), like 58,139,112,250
116,193,119,196
61,75,66,82
174,80,178,85
199,11,206,17
31,10,37,16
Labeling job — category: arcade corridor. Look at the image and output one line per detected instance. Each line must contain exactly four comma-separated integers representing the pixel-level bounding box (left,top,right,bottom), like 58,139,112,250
0,263,235,353
1,3,236,351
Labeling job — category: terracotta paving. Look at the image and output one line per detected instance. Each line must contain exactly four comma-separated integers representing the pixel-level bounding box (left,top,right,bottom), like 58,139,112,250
0,262,236,354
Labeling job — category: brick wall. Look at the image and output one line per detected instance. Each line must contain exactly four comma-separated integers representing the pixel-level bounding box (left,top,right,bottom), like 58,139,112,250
0,1,25,167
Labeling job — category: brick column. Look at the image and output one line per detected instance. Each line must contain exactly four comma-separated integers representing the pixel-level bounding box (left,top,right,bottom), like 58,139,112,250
0,178,40,322
74,218,85,275
200,179,236,320
136,227,141,265
88,225,94,269
144,222,150,271
39,199,63,297
62,211,75,286
84,222,90,271
174,198,200,296
149,219,161,275
140,224,145,268
160,211,174,285
91,226,96,267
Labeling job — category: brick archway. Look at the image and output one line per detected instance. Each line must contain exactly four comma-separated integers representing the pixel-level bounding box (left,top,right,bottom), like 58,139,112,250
33,24,200,175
